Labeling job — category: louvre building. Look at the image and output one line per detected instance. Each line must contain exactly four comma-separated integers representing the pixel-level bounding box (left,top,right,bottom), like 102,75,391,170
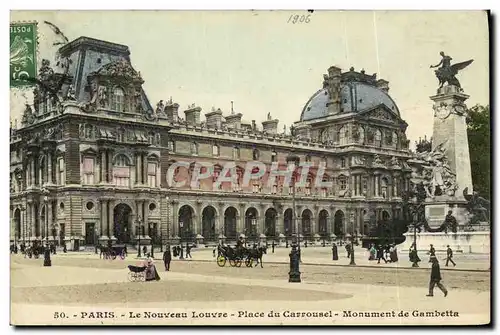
10,37,415,248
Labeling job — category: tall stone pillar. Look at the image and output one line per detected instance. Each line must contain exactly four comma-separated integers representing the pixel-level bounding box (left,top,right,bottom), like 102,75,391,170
30,159,35,187
107,150,113,184
100,150,106,183
142,153,148,185
47,152,53,184
108,200,114,239
351,175,356,196
143,201,149,236
374,175,380,197
135,153,141,184
431,85,473,197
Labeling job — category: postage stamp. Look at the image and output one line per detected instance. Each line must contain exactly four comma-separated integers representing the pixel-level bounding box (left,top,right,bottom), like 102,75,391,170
8,10,491,327
10,21,38,87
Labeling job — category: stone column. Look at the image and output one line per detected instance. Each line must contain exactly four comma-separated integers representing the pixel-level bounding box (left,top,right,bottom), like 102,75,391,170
143,201,149,237
351,175,356,196
375,175,380,197
142,153,148,185
30,159,35,187
276,213,282,236
100,151,106,183
100,200,107,238
135,153,141,184
30,204,36,238
172,202,179,237
107,150,113,184
108,200,114,239
47,152,53,184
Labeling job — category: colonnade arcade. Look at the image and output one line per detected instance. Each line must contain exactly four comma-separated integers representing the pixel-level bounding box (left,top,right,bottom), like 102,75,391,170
169,203,388,242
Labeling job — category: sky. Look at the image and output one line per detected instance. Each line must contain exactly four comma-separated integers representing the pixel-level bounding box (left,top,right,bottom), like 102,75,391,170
9,10,489,146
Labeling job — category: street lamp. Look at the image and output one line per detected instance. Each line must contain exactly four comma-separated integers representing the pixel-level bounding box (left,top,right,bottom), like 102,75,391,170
42,192,51,267
149,222,155,258
179,221,184,259
349,212,356,266
136,216,142,257
94,226,98,254
286,153,301,283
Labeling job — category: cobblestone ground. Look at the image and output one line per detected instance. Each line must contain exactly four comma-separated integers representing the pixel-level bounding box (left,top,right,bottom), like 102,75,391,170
10,254,490,326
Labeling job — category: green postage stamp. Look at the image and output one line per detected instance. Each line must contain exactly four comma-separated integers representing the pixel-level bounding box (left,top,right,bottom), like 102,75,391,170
10,22,37,87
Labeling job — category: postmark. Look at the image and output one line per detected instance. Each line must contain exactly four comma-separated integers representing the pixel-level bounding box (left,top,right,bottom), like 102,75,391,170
10,21,38,87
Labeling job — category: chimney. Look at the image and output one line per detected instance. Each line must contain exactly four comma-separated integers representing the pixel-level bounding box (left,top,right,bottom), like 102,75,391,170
225,112,243,129
164,102,180,123
184,105,202,125
251,120,257,131
205,108,223,129
376,79,389,93
325,66,342,115
262,114,279,135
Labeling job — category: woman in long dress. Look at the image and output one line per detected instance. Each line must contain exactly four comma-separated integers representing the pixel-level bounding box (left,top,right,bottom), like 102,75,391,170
144,257,161,282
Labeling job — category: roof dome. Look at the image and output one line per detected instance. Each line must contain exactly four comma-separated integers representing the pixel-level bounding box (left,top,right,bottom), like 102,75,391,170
300,82,400,122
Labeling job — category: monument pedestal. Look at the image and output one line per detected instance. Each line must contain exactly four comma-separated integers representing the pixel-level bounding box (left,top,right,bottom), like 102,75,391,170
400,231,490,254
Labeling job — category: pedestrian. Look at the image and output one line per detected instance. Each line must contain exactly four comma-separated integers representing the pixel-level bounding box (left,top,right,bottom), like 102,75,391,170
331,243,338,261
63,242,67,253
142,245,148,257
305,240,308,248
376,245,387,264
163,246,172,271
429,244,436,257
179,245,184,259
389,244,398,263
445,245,456,267
186,244,192,258
271,241,275,253
427,255,448,297
345,243,351,258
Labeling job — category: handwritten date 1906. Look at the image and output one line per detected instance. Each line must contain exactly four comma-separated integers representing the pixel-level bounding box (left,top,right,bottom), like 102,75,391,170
287,14,311,24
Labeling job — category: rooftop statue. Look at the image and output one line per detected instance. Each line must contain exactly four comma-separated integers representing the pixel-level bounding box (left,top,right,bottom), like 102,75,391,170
430,52,473,89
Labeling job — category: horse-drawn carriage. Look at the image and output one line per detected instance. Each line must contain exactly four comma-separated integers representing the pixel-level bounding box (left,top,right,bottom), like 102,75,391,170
99,244,127,260
216,244,267,268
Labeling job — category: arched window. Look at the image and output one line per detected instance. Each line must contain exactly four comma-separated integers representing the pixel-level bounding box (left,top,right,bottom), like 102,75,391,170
111,87,125,112
374,129,382,147
113,154,131,187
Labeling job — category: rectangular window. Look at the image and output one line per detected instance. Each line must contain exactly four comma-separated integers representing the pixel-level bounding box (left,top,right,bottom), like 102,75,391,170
320,188,327,197
305,180,311,195
252,182,260,193
212,145,219,156
272,184,278,194
82,157,95,185
58,158,65,185
147,162,157,187
233,147,240,160
114,166,130,187
339,178,347,190
168,141,175,152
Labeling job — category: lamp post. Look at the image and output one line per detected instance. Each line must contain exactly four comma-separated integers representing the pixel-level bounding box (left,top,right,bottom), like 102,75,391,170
287,153,301,283
94,226,98,254
42,191,51,267
136,216,142,257
349,211,356,266
179,221,184,259
21,205,26,247
149,222,155,258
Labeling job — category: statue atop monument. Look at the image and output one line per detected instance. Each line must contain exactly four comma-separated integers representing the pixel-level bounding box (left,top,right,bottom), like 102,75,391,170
430,52,473,89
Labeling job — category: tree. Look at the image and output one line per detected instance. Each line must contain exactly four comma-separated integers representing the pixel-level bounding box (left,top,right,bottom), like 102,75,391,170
467,104,490,199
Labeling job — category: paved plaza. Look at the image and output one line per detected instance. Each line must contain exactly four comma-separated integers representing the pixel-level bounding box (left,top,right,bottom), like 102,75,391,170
10,249,490,326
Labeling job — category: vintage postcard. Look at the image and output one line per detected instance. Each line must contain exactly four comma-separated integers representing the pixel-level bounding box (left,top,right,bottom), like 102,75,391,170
9,10,490,326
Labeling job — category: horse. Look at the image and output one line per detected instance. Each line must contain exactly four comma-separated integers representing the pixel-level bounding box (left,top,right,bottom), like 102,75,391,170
246,246,267,268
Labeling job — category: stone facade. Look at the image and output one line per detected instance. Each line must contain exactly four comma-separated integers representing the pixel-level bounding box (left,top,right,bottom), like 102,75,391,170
10,36,416,246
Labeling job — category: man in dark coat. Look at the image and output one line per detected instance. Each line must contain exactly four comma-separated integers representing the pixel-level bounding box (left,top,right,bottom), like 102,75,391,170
427,255,448,297
376,245,387,264
345,243,351,258
163,246,172,271
186,244,192,258
271,241,275,253
331,243,338,261
445,245,456,267
429,244,436,256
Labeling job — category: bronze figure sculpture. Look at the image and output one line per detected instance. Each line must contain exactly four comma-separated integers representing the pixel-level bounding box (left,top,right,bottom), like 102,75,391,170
430,52,473,89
